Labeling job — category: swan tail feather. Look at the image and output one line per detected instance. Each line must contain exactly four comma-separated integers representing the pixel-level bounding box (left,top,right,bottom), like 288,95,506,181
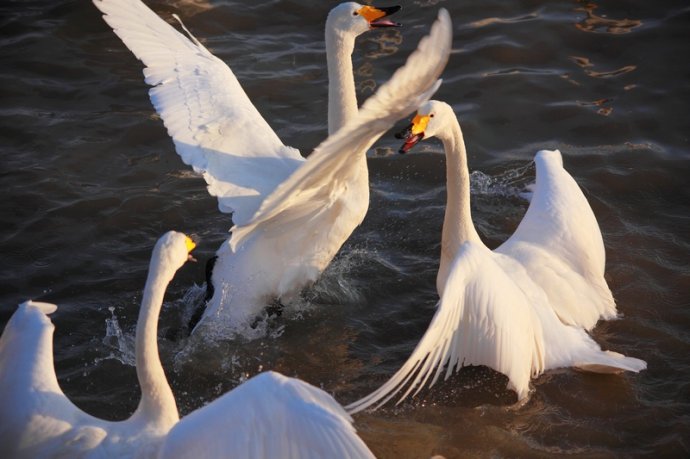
346,243,543,414
575,350,647,374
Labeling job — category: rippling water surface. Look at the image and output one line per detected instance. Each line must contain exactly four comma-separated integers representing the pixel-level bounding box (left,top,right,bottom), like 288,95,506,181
1,0,689,457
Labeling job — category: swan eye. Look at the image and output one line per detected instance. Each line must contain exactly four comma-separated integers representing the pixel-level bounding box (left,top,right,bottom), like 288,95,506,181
353,12,358,16
430,114,435,118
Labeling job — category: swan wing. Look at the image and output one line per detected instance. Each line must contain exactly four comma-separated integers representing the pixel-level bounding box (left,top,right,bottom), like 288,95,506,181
158,372,374,459
0,301,61,399
346,242,545,413
230,9,453,252
0,302,101,453
94,0,304,225
496,149,617,329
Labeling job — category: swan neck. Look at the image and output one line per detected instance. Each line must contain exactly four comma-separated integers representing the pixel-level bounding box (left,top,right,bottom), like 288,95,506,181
326,29,357,135
437,119,481,292
134,255,179,427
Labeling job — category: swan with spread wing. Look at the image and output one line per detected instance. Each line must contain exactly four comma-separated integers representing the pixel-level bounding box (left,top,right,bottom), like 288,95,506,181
0,232,191,458
347,101,646,413
0,232,375,458
94,0,452,337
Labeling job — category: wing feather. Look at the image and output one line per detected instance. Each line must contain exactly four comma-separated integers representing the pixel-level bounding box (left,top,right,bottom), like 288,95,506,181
94,0,304,225
497,149,617,329
158,372,374,459
346,242,545,413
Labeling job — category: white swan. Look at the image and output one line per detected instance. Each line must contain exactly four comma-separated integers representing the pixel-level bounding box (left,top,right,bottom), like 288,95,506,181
346,101,646,413
0,232,376,458
93,0,400,335
0,231,193,458
93,0,452,337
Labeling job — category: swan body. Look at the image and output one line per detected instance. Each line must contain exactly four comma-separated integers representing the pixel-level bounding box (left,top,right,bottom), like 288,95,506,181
93,0,405,335
346,101,646,412
94,0,452,337
0,232,376,458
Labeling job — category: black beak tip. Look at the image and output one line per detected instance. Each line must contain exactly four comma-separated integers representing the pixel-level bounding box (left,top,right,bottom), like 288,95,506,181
398,148,407,155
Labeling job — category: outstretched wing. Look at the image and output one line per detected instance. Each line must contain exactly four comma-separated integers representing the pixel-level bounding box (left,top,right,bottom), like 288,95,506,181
346,243,545,413
0,301,61,396
94,0,304,225
496,150,617,329
230,9,453,251
158,372,375,459
0,301,107,453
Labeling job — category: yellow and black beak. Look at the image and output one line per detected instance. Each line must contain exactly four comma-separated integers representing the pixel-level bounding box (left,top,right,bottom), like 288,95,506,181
184,235,198,262
357,5,402,28
395,113,429,154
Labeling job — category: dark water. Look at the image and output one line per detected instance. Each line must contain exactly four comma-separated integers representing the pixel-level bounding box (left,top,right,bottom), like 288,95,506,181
1,0,689,457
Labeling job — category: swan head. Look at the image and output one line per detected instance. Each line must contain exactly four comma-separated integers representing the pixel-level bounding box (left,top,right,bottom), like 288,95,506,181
327,3,401,37
152,231,197,274
396,100,454,153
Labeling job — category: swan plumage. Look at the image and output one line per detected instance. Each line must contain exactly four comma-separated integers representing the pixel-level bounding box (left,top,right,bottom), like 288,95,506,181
495,149,617,330
93,0,409,335
158,371,374,459
0,232,376,458
346,101,646,413
94,0,451,336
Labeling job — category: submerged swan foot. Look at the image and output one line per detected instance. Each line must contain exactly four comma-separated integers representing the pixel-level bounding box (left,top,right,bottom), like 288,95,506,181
184,256,218,335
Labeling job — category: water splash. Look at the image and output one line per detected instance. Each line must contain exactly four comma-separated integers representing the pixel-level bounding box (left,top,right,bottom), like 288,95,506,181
470,163,533,200
99,306,135,366
175,283,207,328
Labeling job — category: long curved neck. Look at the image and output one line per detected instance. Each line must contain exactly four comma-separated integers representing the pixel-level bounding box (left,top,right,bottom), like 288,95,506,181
133,255,179,428
437,118,481,294
326,28,357,135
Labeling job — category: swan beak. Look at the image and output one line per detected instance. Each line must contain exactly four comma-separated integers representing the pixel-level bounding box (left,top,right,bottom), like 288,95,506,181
395,114,429,154
359,5,402,28
184,235,198,262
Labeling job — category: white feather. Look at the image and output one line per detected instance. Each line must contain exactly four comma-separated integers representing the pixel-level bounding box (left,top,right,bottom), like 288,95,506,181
93,0,303,225
158,372,374,459
496,149,617,329
346,101,646,413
